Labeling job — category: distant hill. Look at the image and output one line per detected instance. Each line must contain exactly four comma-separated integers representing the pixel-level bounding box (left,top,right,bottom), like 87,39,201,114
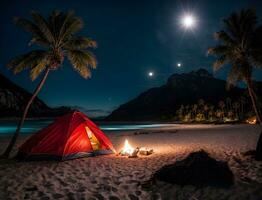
0,73,71,118
106,69,261,121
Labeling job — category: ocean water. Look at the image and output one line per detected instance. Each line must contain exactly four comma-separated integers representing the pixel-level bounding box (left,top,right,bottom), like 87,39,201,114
0,120,172,136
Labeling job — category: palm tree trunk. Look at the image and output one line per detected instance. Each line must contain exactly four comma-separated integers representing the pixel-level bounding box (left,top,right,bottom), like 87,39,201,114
247,80,262,125
246,78,262,160
241,103,244,119
256,131,262,160
2,69,50,158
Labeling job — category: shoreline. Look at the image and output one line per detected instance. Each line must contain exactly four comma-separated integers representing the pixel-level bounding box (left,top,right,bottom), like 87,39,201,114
0,118,250,124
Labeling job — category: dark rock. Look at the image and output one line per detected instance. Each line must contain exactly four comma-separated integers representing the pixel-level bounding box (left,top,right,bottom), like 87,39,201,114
153,150,234,187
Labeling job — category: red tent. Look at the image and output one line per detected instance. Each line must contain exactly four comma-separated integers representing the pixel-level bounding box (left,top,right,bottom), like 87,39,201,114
17,111,115,161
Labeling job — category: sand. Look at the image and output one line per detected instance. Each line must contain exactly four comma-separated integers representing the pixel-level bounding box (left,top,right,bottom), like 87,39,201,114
0,124,262,200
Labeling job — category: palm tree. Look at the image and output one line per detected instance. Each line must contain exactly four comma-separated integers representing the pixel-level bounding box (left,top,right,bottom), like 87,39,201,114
226,97,232,112
198,99,205,107
208,9,262,160
2,11,97,158
192,104,198,118
240,96,247,119
208,9,262,124
203,104,209,120
233,101,240,119
219,101,225,119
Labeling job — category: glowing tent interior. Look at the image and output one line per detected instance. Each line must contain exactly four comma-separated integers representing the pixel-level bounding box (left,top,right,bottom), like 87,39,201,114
16,111,115,161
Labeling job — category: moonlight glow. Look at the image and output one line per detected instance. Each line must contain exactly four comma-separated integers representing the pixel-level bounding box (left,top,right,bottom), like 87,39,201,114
181,14,196,28
177,63,182,67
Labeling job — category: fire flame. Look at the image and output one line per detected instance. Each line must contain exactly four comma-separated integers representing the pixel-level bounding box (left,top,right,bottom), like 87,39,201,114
122,139,134,155
246,116,257,124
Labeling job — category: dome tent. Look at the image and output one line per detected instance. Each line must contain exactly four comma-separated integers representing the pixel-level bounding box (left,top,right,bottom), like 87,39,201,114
17,111,115,161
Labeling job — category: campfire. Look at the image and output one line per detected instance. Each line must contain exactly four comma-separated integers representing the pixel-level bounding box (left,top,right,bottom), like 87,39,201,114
119,139,153,158
122,139,134,155
246,116,257,124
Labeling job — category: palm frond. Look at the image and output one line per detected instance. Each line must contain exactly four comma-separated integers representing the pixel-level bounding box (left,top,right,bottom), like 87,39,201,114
64,36,97,50
214,31,235,46
58,15,84,46
14,17,50,46
223,12,240,39
31,11,55,44
213,55,227,71
30,61,47,81
9,10,97,80
48,10,60,40
7,50,49,74
67,50,97,78
57,11,75,40
250,26,262,68
209,8,261,89
239,9,257,34
207,45,229,56
226,65,241,89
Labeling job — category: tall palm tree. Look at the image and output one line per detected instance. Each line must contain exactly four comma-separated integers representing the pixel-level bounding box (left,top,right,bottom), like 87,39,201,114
208,9,262,159
208,9,262,124
2,10,97,158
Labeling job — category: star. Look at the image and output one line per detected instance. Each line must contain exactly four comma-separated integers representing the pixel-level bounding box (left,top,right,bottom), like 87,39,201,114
148,72,154,77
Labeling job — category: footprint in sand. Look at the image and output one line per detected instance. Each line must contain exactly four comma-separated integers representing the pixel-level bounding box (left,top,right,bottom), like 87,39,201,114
111,186,118,192
135,191,142,196
39,196,51,200
121,185,129,190
84,171,91,176
52,193,64,199
77,186,86,192
126,179,138,184
128,194,139,200
109,196,120,200
114,181,121,185
93,193,105,200
99,184,111,192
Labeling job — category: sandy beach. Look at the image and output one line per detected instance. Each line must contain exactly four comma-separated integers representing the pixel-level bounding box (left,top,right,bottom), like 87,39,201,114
1,124,262,200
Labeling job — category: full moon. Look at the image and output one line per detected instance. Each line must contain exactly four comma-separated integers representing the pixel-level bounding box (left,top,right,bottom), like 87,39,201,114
148,72,154,77
181,14,196,28
177,63,182,67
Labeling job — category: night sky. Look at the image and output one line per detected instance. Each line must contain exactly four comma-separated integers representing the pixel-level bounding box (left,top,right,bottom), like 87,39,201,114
1,0,262,117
